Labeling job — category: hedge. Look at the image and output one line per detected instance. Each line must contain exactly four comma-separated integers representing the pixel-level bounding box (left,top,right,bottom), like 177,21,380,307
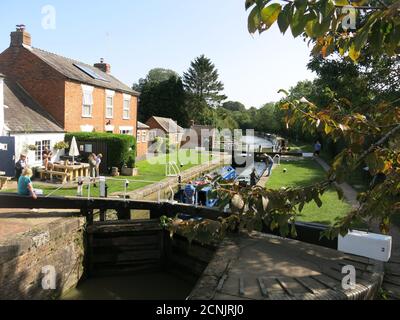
65,132,136,169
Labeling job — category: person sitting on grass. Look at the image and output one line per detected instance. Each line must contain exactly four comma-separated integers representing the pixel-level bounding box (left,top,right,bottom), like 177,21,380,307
18,168,37,200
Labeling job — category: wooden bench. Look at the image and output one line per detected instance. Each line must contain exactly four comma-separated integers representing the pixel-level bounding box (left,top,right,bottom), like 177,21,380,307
0,176,11,190
37,169,70,184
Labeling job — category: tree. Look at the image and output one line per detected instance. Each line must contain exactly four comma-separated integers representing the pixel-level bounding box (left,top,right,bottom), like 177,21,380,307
254,103,284,134
245,0,400,237
246,0,400,61
133,68,179,92
138,75,189,127
160,1,400,245
146,68,179,84
183,55,227,107
307,55,400,112
222,101,247,112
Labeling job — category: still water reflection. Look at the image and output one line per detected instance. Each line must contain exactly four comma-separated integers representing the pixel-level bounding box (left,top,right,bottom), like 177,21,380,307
62,272,196,300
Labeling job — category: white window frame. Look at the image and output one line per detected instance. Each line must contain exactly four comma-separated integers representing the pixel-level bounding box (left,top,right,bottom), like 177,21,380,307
82,85,94,118
141,131,147,143
123,94,131,120
35,140,51,162
105,90,115,119
120,126,133,135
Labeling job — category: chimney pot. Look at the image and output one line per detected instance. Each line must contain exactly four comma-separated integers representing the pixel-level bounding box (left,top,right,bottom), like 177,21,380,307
10,25,31,47
94,59,111,74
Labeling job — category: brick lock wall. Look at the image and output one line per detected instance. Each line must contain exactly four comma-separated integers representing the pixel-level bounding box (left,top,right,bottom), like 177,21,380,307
0,218,85,300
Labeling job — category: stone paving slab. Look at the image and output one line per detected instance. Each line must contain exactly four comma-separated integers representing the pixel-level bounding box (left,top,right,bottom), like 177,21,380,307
0,209,81,244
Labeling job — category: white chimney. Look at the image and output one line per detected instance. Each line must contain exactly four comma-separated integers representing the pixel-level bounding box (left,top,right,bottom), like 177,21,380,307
0,74,4,136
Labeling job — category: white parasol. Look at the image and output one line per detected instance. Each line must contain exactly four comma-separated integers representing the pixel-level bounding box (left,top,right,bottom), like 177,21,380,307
69,137,80,164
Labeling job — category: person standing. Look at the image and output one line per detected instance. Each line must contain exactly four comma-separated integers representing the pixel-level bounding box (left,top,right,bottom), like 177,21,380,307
18,168,37,200
95,154,103,178
250,168,258,186
184,181,196,205
15,154,27,180
314,141,322,157
88,153,97,187
265,154,274,176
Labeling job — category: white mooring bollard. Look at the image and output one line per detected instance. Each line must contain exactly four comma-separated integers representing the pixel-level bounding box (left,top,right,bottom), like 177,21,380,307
99,176,106,198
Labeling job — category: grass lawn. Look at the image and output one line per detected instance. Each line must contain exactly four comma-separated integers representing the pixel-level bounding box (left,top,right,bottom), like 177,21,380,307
288,142,314,153
267,158,352,226
4,150,213,198
289,141,369,193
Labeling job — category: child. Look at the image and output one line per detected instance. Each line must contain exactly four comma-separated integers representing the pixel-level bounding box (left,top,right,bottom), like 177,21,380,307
18,168,37,200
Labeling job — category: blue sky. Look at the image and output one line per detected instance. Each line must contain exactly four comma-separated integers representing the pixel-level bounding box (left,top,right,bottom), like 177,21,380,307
0,0,314,108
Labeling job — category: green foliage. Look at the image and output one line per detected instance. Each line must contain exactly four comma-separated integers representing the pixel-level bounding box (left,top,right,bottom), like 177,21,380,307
246,0,400,61
27,144,38,151
133,68,179,92
65,132,136,169
138,75,188,126
126,155,135,168
53,141,69,150
222,101,247,112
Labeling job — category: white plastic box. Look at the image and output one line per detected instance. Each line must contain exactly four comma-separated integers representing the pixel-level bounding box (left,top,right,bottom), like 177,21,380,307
338,230,392,262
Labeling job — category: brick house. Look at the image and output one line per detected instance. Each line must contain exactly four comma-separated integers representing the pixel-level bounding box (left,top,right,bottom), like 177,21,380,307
136,121,149,160
0,73,65,176
146,116,184,146
0,26,140,143
188,120,218,150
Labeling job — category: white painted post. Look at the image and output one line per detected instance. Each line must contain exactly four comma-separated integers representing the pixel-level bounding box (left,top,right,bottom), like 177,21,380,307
124,179,129,200
77,176,83,197
87,177,91,200
99,176,106,198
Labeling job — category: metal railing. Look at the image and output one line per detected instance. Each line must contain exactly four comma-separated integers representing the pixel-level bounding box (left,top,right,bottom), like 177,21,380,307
166,161,181,177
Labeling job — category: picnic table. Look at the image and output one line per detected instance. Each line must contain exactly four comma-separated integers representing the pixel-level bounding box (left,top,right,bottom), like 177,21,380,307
38,163,90,183
53,163,90,181
0,171,10,190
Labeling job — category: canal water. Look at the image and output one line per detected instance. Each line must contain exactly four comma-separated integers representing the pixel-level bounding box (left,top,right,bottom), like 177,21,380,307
242,135,274,151
62,135,273,300
62,272,196,300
